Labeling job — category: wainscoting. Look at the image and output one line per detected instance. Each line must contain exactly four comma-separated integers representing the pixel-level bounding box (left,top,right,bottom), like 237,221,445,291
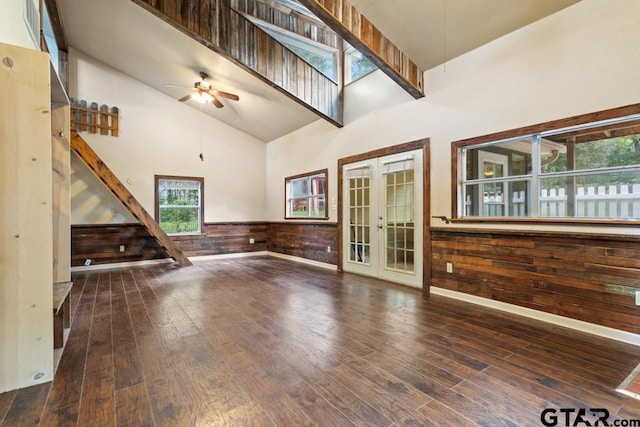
431,228,640,335
72,223,640,337
267,222,338,265
173,222,267,257
71,222,338,267
71,224,168,267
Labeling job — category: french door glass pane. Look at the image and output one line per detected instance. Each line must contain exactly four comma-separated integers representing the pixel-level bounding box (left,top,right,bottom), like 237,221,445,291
348,177,371,265
384,170,414,273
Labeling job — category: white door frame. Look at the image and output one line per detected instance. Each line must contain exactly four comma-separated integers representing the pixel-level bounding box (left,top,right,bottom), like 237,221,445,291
337,140,430,290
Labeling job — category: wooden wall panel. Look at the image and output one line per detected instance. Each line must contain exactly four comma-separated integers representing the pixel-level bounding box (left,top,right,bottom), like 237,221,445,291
430,228,640,334
131,0,342,125
71,224,169,266
1,43,54,391
233,0,339,48
71,223,267,265
174,222,267,256
267,222,338,265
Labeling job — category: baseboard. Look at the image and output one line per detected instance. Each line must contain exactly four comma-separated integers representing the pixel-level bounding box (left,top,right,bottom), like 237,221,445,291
431,287,640,347
266,251,338,271
190,251,268,261
70,258,173,272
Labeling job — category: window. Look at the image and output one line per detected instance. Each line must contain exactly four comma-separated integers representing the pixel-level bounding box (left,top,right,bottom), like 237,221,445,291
244,15,338,81
285,169,328,219
454,105,640,222
41,2,59,73
345,43,377,84
155,176,204,235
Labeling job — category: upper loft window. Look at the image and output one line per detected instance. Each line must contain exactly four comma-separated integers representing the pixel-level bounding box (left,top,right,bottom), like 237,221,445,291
453,105,640,222
41,1,59,73
272,0,316,18
345,43,377,84
244,15,338,81
155,176,204,235
285,169,328,219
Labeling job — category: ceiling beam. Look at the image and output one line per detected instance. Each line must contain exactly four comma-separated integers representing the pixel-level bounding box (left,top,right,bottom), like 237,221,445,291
298,0,424,98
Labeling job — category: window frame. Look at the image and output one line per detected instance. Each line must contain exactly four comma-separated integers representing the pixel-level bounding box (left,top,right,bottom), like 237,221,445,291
284,169,329,220
154,175,205,235
451,103,640,226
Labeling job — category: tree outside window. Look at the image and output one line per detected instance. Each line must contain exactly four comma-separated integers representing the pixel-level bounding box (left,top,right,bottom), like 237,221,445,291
155,176,204,235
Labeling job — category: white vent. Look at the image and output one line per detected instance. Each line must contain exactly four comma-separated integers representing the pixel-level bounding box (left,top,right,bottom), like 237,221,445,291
23,0,40,49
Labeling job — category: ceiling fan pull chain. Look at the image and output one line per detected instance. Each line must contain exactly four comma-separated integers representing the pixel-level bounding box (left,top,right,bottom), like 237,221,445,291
199,103,204,161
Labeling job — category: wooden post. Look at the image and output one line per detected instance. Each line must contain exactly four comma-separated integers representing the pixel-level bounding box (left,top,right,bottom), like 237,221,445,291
111,107,119,137
99,104,109,135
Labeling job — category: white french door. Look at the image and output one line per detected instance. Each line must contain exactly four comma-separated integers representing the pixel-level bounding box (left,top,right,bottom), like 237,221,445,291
342,149,423,288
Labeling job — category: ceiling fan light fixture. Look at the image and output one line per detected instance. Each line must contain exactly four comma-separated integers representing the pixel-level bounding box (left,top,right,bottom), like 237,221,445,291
192,91,214,104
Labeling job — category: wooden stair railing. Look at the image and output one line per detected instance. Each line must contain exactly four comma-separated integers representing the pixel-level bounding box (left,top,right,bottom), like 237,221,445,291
70,131,192,267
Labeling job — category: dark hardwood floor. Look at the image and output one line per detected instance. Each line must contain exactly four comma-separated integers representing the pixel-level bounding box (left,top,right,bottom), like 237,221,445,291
2,256,640,426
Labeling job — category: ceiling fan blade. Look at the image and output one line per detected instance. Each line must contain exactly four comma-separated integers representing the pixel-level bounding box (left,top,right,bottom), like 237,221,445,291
178,94,192,102
212,95,224,108
165,84,192,88
213,90,239,101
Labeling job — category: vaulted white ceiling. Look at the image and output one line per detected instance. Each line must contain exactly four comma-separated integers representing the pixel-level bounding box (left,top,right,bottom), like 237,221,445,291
60,0,580,142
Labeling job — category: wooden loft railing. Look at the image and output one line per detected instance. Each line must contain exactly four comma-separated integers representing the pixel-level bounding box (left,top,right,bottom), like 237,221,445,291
132,0,343,126
230,9,341,124
70,131,192,267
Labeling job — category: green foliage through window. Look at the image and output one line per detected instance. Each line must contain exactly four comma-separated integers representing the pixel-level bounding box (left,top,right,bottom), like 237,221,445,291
156,177,203,234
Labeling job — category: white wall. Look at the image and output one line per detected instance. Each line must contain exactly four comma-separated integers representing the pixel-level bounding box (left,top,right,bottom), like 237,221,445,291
265,0,640,235
0,0,38,49
69,49,266,224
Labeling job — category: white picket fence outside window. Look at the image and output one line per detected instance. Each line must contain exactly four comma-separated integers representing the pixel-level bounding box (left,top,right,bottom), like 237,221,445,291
466,183,640,219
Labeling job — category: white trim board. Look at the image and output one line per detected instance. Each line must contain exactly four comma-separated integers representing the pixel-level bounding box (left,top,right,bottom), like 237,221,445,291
431,287,640,347
70,258,174,272
190,251,268,262
266,251,338,271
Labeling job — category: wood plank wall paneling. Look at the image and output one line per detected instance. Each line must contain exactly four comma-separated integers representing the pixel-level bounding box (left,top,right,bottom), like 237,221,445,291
230,9,340,123
71,224,169,266
71,222,337,265
267,222,338,265
132,0,342,125
431,228,640,334
233,0,339,48
173,222,267,256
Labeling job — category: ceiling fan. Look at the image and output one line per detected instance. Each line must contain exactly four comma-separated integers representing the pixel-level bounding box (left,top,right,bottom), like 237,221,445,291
167,71,239,108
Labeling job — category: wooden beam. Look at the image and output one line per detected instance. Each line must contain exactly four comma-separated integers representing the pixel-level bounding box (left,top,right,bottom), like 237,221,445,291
70,131,192,266
298,0,425,99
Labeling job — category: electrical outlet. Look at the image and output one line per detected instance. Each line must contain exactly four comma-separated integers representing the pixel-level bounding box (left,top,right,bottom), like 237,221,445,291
446,262,453,273
635,291,640,306
249,238,255,244
84,259,92,266
327,246,331,253
119,245,125,252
